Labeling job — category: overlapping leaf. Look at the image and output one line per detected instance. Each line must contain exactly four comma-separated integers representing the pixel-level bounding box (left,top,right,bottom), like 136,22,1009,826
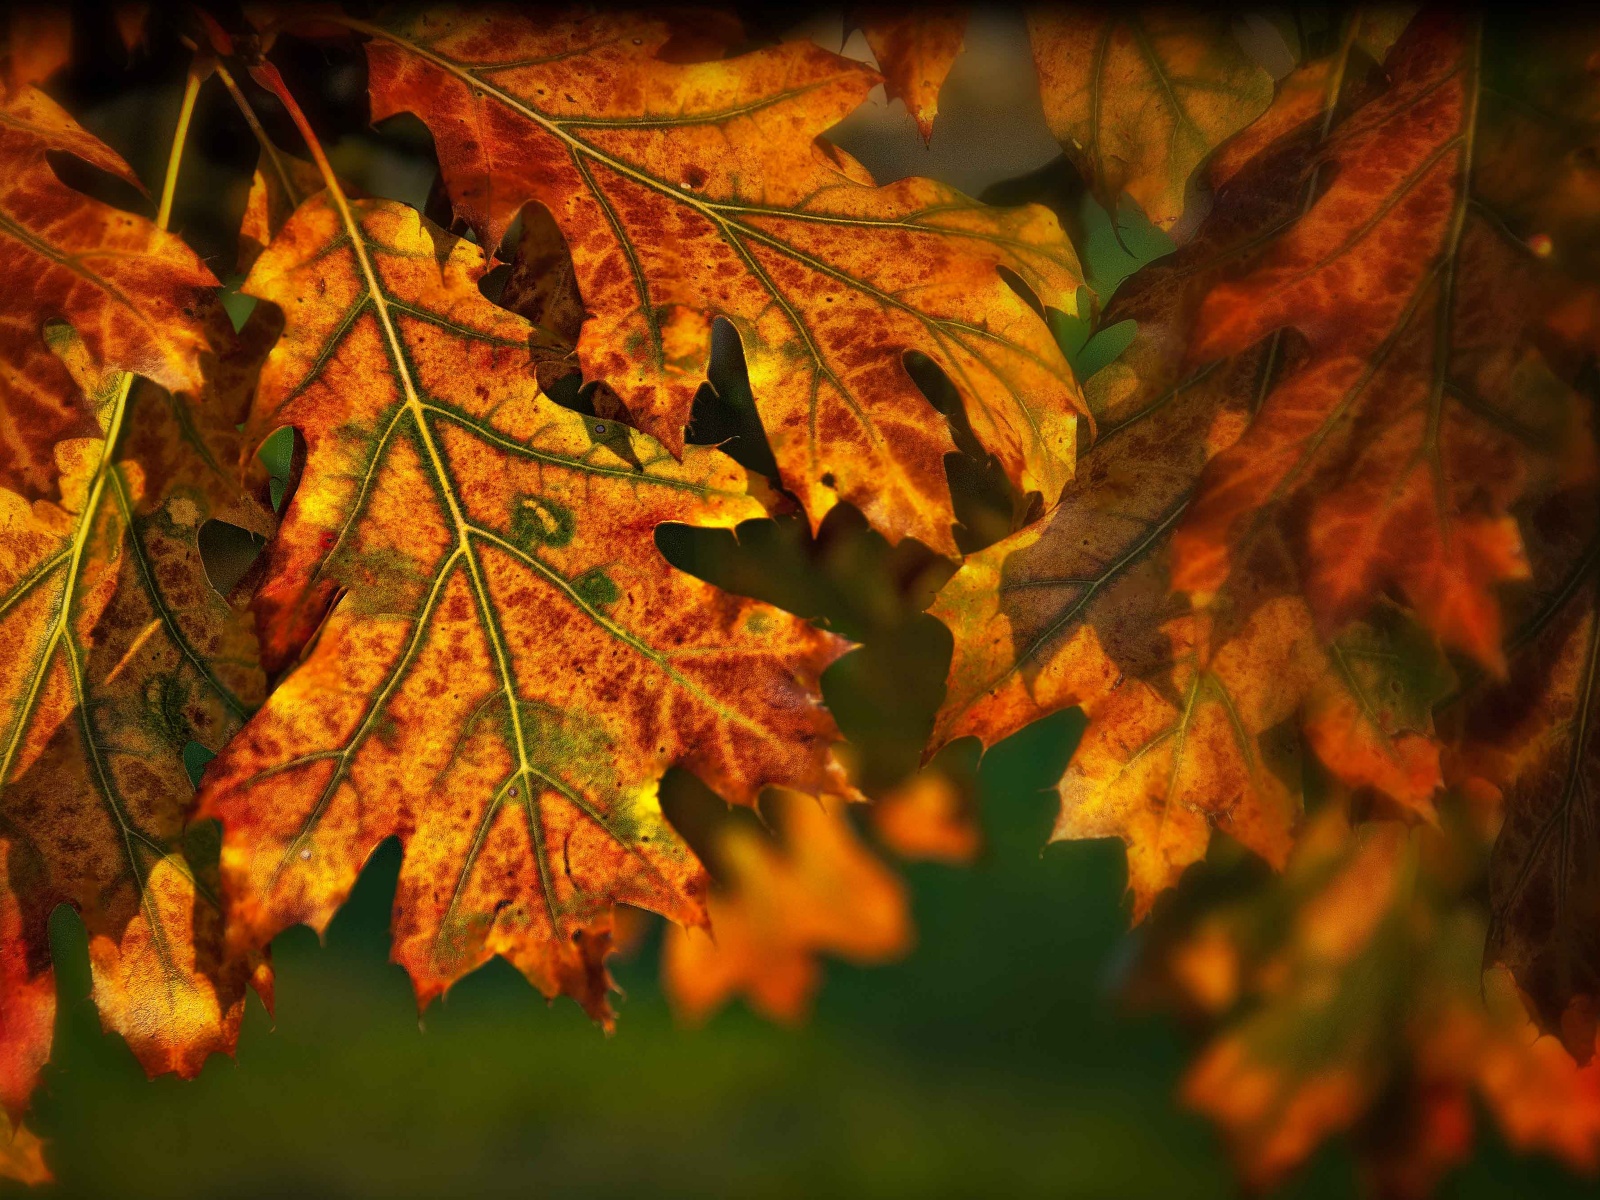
1463,492,1600,1061
0,87,215,499
859,8,967,143
0,91,271,1161
662,790,910,1025
1173,13,1595,671
343,9,1084,557
1147,805,1600,1197
929,68,1452,914
197,189,856,1020
1026,10,1274,231
0,362,273,1075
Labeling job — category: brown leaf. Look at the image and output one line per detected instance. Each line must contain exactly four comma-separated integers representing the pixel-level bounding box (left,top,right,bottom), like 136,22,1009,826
0,325,273,1109
930,88,1449,909
860,8,966,143
1027,10,1274,230
1,87,215,500
1175,14,1595,671
1476,495,1600,1061
349,10,1085,556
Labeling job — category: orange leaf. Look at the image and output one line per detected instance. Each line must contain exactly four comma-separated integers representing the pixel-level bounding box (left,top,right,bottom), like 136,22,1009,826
929,87,1450,910
1027,11,1274,230
662,791,910,1025
348,10,1085,556
0,331,272,1111
0,842,52,1125
0,89,271,1134
1175,14,1595,670
870,766,980,864
236,147,323,275
0,87,215,499
196,189,855,1022
859,8,967,143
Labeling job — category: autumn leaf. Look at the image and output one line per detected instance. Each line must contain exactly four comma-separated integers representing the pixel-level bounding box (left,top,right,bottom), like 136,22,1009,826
195,146,858,1018
337,9,1085,557
662,790,910,1025
0,354,273,1077
235,138,322,277
1178,814,1411,1192
0,83,273,1156
1,86,216,499
1027,10,1274,231
859,7,967,143
0,841,51,1183
1467,491,1600,1061
1174,13,1596,671
869,764,981,864
1155,803,1600,1196
2,11,70,96
929,73,1452,913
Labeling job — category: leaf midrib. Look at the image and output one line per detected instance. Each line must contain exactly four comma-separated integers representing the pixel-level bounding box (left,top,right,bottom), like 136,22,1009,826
267,198,778,914
345,18,1079,475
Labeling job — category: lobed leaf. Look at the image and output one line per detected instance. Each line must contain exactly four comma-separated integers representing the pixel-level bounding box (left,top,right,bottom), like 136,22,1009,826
1175,14,1595,671
930,78,1452,913
1027,10,1274,231
0,346,273,1109
0,87,216,499
197,192,855,1020
1163,804,1600,1196
859,8,967,144
351,9,1085,556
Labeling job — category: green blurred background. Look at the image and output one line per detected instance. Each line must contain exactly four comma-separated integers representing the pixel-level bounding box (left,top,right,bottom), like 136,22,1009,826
10,8,1598,1198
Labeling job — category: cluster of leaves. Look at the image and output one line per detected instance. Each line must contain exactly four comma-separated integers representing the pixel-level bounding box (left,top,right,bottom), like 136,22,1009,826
0,5,1596,1194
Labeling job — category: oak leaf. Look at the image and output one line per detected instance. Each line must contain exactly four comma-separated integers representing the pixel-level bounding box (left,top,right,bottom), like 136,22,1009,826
930,84,1450,913
662,790,910,1025
0,337,273,1116
196,188,855,1021
1471,492,1600,1061
346,9,1085,556
1027,10,1274,231
1,87,216,499
1156,804,1600,1196
1174,14,1596,671
859,8,967,143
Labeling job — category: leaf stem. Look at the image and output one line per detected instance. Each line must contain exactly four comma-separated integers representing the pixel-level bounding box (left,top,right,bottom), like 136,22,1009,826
213,60,305,212
244,61,345,211
156,59,206,231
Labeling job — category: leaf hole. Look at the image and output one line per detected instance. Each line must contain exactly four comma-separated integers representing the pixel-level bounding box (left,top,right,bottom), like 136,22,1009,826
198,520,268,598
